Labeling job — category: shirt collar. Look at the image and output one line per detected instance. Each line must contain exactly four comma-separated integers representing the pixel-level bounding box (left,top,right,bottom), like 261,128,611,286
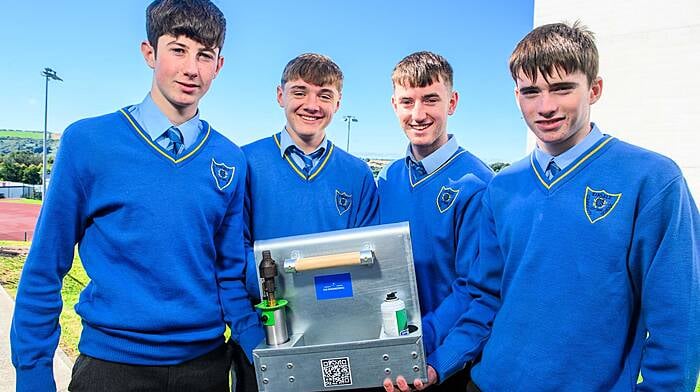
129,94,201,148
278,127,328,158
534,123,603,171
405,134,459,175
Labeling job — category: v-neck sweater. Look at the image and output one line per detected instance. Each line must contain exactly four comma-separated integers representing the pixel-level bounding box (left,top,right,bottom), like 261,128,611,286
11,109,264,391
429,136,700,391
241,133,379,298
378,147,493,355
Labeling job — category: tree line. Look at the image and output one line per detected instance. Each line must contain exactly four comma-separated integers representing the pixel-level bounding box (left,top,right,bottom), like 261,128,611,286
0,151,51,185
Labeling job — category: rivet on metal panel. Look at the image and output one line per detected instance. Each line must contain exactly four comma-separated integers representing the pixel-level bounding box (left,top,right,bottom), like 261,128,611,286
382,354,389,361
411,351,418,359
289,376,295,383
384,368,392,375
284,251,301,273
262,378,269,384
413,365,420,372
261,365,267,371
287,362,294,369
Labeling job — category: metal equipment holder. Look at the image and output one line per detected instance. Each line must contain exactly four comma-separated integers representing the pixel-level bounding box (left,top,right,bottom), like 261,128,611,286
252,222,427,391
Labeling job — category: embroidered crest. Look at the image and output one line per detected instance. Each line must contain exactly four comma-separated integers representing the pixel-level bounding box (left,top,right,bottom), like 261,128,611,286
436,186,460,213
210,159,235,191
335,190,352,216
584,186,622,223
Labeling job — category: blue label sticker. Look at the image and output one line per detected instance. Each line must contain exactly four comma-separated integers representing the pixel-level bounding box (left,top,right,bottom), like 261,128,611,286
315,273,353,300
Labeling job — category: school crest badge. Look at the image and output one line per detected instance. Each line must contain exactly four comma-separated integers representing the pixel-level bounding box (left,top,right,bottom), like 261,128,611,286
335,190,352,216
584,186,622,223
436,186,460,213
210,158,235,191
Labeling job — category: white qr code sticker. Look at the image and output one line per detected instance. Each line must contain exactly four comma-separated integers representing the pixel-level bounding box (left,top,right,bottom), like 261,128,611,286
320,357,353,387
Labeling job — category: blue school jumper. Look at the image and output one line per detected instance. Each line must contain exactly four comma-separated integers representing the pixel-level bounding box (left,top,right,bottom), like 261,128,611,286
11,109,263,391
429,134,700,391
242,133,379,297
378,147,493,354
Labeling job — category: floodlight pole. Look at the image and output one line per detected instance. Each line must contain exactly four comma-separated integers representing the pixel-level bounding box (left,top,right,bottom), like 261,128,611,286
41,68,63,199
343,115,358,153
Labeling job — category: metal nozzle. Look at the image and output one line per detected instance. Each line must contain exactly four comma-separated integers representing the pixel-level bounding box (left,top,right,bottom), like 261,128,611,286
259,250,278,306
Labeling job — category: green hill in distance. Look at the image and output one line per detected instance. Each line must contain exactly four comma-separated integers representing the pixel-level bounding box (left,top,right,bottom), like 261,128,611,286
0,130,60,156
0,129,59,140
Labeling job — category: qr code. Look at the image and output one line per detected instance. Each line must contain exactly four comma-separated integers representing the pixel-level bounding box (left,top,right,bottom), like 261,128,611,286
320,357,353,387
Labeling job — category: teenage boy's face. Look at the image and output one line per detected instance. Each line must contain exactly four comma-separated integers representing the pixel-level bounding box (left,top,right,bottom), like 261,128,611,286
392,78,457,160
277,78,341,142
142,34,224,118
515,69,602,156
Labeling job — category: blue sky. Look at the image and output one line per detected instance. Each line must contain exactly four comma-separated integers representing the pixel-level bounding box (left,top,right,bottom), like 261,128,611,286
2,1,534,162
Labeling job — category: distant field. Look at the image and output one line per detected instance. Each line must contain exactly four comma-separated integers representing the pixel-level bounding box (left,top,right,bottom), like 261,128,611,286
0,198,42,205
0,130,44,140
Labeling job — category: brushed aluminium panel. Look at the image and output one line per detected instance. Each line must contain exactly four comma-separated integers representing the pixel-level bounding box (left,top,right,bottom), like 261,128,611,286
252,223,427,390
254,334,426,391
253,223,422,345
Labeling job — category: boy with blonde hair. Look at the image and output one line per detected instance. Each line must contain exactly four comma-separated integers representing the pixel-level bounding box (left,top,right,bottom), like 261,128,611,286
379,51,493,391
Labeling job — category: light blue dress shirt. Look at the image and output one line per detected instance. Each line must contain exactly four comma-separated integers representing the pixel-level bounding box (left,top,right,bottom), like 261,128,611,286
128,94,202,151
534,123,604,172
406,134,460,174
278,128,329,171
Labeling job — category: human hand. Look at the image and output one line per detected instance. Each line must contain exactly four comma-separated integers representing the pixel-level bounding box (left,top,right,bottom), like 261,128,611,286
382,365,438,391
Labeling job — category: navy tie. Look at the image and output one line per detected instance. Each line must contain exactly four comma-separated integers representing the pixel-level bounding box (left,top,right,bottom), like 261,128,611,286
290,147,324,176
164,127,183,157
409,160,428,183
545,159,561,180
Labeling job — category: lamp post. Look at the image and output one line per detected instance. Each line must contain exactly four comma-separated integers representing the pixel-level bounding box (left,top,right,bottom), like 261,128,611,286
343,115,358,153
41,68,63,199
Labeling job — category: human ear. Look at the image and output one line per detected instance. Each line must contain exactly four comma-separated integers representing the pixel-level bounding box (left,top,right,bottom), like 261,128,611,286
589,77,603,105
140,41,156,69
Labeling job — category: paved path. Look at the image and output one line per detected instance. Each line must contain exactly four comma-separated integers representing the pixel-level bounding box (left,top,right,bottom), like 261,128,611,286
0,284,72,391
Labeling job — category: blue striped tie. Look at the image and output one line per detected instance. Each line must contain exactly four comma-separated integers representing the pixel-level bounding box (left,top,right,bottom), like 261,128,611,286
410,160,428,183
290,147,324,176
165,127,183,157
545,159,561,180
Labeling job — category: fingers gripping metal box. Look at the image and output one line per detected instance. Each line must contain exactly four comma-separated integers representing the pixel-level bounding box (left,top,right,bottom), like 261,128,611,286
252,223,427,391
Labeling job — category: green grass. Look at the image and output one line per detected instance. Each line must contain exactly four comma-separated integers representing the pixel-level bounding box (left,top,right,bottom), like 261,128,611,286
0,198,42,205
1,241,86,359
0,130,44,139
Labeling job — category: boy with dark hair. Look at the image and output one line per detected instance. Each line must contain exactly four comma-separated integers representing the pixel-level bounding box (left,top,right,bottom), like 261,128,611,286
378,51,493,391
387,22,700,392
231,53,379,390
10,1,263,391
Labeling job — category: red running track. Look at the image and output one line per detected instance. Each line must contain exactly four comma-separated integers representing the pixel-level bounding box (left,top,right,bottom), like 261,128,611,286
0,201,41,241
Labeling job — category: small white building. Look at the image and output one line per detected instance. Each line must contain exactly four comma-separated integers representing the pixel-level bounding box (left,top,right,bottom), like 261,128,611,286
0,181,37,199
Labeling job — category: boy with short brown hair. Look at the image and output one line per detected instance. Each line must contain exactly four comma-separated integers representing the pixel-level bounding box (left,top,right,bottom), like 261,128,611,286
234,52,379,391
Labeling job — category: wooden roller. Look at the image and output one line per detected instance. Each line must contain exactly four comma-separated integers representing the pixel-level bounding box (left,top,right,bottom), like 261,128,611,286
287,250,376,272
293,252,362,272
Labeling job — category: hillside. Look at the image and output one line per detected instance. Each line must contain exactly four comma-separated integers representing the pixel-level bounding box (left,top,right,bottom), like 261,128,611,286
0,129,59,156
367,159,391,177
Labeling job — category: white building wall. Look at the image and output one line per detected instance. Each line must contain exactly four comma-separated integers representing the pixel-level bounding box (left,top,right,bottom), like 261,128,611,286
531,0,700,200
